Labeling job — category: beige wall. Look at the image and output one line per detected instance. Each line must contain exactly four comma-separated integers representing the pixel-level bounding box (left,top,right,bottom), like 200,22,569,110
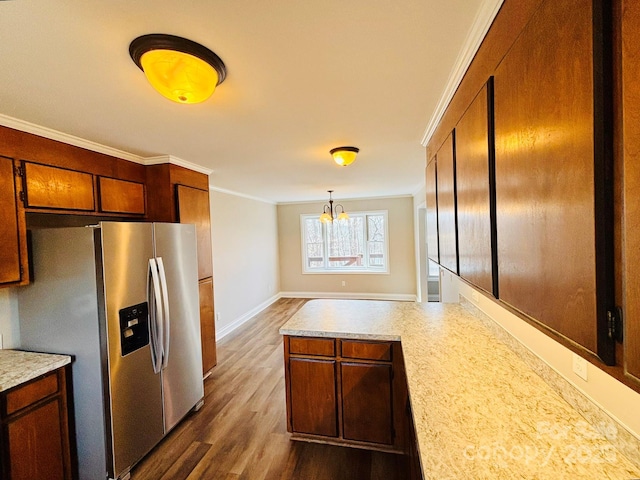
210,189,280,338
0,288,19,348
277,195,416,299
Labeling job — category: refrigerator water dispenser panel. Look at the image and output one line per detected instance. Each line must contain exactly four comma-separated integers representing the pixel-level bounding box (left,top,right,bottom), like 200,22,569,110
119,302,149,356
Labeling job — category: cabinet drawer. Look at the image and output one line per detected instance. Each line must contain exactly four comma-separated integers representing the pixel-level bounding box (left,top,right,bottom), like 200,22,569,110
341,340,392,361
289,337,335,357
5,372,59,416
98,177,146,214
23,162,94,211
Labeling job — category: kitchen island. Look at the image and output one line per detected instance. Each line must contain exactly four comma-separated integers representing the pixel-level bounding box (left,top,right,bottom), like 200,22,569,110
280,299,640,479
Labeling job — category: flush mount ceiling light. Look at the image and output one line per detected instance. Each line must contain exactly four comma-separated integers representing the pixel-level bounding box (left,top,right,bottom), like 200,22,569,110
330,146,359,167
319,190,349,224
129,34,227,104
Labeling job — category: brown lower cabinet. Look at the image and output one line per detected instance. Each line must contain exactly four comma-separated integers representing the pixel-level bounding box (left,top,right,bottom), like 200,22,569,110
284,336,408,453
199,278,217,374
0,366,73,480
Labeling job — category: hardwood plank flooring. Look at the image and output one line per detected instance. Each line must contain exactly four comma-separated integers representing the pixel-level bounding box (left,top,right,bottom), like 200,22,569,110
131,298,408,480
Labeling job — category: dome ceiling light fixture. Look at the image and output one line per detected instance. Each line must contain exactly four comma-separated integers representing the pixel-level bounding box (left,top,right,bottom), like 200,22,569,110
129,33,227,104
330,146,360,167
319,190,349,224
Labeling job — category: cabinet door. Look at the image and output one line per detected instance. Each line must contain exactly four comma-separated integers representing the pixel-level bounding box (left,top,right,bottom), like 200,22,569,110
622,0,640,381
436,133,458,274
455,82,496,296
425,160,439,263
199,278,217,374
176,185,213,280
289,358,337,437
23,162,94,211
0,157,22,284
6,399,66,480
341,362,393,445
98,177,145,215
493,0,610,359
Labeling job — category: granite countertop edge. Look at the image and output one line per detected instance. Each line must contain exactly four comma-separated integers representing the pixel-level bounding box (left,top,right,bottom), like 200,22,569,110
0,350,72,393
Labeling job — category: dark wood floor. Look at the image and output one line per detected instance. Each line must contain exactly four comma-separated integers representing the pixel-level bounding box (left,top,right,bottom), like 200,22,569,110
132,298,408,480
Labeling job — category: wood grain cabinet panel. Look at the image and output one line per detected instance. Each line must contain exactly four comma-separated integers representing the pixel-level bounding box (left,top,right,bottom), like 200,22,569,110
289,358,338,437
425,160,439,263
199,278,217,375
622,0,640,381
23,162,94,211
1,367,73,480
290,337,336,357
98,177,145,215
341,363,393,445
341,340,391,361
0,157,22,284
493,0,609,357
455,82,496,296
177,185,213,280
436,133,458,274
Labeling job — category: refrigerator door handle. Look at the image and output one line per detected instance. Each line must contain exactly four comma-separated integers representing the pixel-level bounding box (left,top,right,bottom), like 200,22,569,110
156,257,171,369
148,258,164,374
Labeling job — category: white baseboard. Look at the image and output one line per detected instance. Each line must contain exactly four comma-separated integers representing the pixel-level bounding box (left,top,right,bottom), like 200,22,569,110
215,293,282,341
280,292,416,302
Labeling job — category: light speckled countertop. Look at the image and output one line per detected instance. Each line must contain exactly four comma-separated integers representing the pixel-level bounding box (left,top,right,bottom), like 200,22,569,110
280,299,640,479
0,349,71,392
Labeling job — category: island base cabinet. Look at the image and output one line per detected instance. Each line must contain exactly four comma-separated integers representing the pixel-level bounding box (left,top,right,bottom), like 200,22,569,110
289,358,337,437
341,362,393,445
284,336,406,453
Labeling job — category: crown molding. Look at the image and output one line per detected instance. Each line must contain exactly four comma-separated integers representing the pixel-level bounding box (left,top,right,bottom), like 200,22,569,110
420,0,504,147
0,113,146,163
209,185,276,205
0,113,214,175
144,155,213,175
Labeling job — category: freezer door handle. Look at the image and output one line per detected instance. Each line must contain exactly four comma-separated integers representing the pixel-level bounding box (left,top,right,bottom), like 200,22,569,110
148,258,164,374
156,257,171,369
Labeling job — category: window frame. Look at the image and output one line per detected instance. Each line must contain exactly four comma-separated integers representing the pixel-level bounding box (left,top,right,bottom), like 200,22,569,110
300,210,390,274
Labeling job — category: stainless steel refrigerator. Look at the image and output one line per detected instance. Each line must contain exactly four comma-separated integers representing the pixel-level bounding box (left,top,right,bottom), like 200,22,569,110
18,222,204,480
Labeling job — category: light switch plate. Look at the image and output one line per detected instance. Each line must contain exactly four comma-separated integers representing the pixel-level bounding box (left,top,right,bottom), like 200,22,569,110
572,353,588,381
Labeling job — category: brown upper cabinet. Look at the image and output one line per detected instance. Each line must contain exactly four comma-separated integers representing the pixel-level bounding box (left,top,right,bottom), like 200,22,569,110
0,157,26,285
455,81,496,296
98,177,146,215
425,160,439,264
22,162,95,211
435,133,458,274
177,185,213,280
622,0,640,382
425,0,633,381
493,0,612,361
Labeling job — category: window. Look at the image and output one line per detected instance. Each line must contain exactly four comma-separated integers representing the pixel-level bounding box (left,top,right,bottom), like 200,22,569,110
301,211,388,273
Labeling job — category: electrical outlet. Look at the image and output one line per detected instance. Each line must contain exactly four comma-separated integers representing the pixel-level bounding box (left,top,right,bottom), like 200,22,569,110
215,313,220,322
0,334,3,349
572,354,588,381
341,280,346,287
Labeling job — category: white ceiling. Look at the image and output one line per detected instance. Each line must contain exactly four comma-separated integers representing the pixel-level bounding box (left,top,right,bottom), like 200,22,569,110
0,0,492,203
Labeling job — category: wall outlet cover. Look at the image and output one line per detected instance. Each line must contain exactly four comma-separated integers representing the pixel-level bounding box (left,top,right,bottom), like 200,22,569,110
572,353,588,381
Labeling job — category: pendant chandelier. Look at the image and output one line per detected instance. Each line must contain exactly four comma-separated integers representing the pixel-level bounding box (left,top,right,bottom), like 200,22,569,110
319,190,349,223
